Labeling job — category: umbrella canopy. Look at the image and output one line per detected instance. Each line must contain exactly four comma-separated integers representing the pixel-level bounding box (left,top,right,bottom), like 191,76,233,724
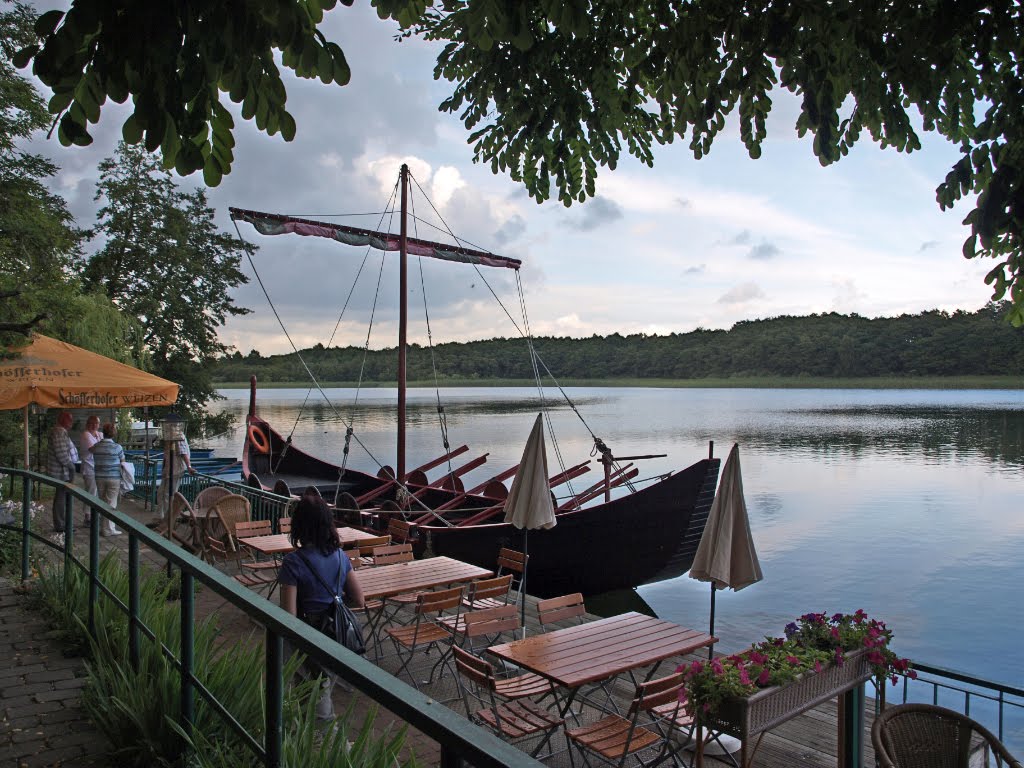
503,413,556,636
1,333,179,467
503,413,556,531
0,334,179,410
690,443,762,591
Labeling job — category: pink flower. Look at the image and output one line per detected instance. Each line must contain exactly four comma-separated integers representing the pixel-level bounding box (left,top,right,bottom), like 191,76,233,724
814,661,823,673
786,655,800,665
757,668,771,685
738,667,752,686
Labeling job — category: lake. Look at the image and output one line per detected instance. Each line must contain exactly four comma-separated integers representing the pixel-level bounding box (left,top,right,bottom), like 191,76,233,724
206,386,1024,689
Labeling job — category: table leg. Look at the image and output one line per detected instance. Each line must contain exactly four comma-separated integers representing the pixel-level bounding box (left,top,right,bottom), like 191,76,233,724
838,683,865,768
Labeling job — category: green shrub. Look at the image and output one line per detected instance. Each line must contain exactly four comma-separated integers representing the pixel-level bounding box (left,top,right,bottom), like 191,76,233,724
30,553,416,767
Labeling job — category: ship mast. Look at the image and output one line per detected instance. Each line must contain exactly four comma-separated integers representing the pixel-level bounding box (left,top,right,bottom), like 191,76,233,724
398,164,409,481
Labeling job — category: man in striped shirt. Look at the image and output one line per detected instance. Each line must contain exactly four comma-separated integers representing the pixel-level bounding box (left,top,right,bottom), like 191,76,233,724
91,423,125,536
46,411,76,532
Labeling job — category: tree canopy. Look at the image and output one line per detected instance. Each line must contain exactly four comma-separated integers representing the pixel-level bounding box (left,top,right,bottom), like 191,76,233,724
86,142,253,432
13,1,1024,323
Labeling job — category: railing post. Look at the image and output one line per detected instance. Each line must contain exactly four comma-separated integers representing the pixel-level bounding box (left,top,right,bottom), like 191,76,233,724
20,475,31,582
88,504,100,638
265,628,283,768
180,571,195,737
129,535,141,671
63,487,73,587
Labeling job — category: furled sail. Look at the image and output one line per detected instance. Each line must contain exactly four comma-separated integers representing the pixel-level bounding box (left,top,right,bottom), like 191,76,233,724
230,208,521,270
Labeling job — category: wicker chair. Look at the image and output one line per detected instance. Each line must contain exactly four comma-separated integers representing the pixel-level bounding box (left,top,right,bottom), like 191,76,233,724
872,703,1022,768
205,493,252,551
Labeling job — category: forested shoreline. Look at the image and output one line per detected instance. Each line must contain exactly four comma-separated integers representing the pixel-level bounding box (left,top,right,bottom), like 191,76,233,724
214,303,1024,385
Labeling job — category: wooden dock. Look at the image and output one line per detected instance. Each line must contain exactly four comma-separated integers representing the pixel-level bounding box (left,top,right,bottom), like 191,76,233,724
45,496,881,767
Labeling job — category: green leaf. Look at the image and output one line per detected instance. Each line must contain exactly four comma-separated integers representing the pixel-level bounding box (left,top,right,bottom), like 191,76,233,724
12,45,39,69
122,114,143,144
34,10,65,38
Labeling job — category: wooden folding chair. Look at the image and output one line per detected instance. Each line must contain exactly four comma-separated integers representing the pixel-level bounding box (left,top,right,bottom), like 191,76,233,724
454,574,514,625
277,516,291,534
205,535,275,594
386,517,415,544
469,548,526,610
566,672,687,768
442,603,520,655
537,592,587,630
453,645,563,758
355,535,392,566
383,586,463,690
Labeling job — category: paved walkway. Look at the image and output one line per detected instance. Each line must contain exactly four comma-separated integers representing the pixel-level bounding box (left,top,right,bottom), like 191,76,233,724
0,578,107,768
0,494,441,767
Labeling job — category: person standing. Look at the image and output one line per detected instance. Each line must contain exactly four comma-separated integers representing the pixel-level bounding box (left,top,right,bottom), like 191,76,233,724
279,491,364,723
79,415,101,524
91,423,124,536
156,427,194,522
46,411,76,532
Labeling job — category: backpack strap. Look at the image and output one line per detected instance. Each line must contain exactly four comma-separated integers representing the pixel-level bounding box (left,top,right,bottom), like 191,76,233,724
294,549,343,602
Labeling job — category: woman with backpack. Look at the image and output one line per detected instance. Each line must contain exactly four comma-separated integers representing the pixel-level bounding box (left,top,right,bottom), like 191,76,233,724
278,490,365,722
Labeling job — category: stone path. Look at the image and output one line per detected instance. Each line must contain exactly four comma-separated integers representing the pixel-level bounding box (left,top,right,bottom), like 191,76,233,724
0,578,107,768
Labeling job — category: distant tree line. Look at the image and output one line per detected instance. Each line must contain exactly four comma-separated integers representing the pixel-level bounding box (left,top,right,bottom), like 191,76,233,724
213,303,1024,384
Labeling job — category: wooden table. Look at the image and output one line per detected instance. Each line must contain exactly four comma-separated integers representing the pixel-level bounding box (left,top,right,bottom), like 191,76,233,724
355,556,493,601
488,612,715,714
239,527,379,556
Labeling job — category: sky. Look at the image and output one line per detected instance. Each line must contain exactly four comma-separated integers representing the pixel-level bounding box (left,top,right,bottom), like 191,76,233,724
28,2,996,356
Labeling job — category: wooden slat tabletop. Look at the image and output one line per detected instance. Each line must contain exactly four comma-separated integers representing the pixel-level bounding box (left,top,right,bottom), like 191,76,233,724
355,556,493,600
488,612,716,687
240,527,379,555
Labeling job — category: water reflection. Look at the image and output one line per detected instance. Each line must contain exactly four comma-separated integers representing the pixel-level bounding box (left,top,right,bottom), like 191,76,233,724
209,387,1024,693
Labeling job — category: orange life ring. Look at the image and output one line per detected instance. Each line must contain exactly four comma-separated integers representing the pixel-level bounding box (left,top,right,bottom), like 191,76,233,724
248,424,270,454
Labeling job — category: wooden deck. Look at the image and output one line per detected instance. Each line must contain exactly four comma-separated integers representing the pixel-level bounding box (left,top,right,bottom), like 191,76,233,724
70,496,882,767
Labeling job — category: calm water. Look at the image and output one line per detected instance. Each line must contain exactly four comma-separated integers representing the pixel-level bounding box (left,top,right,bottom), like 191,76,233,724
206,386,1024,689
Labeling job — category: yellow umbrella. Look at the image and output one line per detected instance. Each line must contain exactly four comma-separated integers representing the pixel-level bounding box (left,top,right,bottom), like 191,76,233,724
1,334,179,466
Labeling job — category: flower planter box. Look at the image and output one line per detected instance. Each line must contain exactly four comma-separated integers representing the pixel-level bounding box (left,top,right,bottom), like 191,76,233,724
700,648,874,741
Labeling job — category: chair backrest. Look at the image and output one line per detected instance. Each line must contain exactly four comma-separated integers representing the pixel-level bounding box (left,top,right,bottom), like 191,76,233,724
452,644,498,692
371,542,414,566
170,491,193,517
277,516,291,534
416,585,463,617
462,604,520,643
345,548,362,569
387,517,414,544
871,703,1018,768
356,535,391,556
235,519,272,539
634,672,686,718
195,485,232,511
465,574,514,607
209,494,252,543
537,592,586,628
496,547,527,575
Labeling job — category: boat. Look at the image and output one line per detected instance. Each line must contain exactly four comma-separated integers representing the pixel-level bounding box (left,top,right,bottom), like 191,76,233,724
230,166,721,598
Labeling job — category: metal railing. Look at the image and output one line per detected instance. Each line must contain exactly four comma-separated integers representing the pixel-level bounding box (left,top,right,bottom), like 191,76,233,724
126,457,290,529
1,467,537,768
892,662,1024,753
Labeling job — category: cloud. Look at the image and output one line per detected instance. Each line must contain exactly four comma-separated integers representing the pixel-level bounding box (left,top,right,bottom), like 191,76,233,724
919,240,940,252
748,242,781,260
569,195,624,231
717,282,766,305
494,215,527,245
683,264,706,275
731,230,752,245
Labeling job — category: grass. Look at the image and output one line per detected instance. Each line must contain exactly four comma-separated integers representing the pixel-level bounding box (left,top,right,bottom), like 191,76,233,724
214,375,1024,390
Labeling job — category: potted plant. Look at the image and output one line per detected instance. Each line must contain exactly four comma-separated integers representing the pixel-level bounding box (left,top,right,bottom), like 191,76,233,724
680,610,915,738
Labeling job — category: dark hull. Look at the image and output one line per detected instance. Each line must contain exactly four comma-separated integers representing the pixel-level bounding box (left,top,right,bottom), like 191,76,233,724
242,414,720,598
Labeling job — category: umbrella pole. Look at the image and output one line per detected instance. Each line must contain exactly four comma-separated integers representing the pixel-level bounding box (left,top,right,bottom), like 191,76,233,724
708,583,716,660
520,532,528,639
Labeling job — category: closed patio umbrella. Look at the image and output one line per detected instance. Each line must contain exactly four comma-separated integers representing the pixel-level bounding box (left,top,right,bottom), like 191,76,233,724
689,443,762,650
503,413,556,635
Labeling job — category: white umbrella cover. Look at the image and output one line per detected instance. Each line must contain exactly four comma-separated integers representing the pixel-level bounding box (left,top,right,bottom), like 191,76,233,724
504,413,556,635
690,442,762,591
